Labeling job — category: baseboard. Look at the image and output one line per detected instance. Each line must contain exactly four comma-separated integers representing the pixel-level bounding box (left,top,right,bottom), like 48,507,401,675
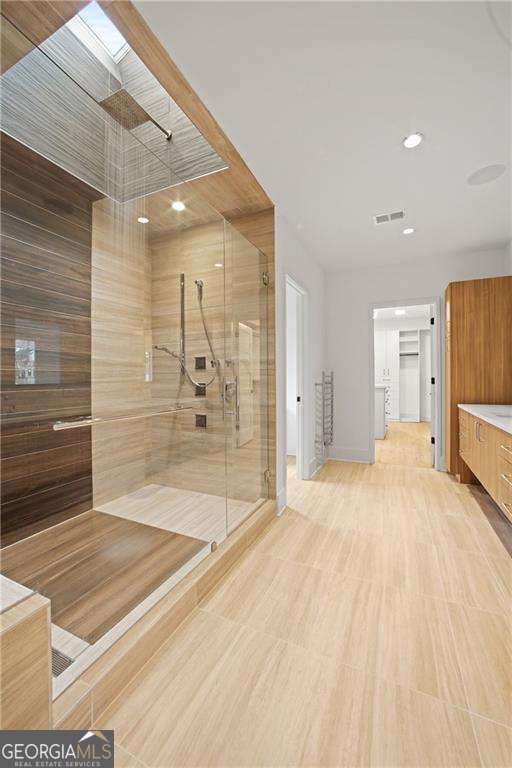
328,445,371,464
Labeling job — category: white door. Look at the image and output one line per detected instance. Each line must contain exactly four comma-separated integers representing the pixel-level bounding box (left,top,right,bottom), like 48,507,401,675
237,322,254,447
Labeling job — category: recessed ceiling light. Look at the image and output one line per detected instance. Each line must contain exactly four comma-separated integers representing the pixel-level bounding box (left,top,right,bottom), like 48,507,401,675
395,309,406,316
171,201,186,212
402,133,423,149
402,227,415,235
214,262,223,268
137,216,149,224
467,164,506,186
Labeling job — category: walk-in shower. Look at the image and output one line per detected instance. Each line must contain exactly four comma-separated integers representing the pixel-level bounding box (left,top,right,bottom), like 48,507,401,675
0,0,270,697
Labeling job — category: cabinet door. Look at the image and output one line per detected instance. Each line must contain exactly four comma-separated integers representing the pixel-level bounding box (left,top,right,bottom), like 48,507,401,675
374,330,386,382
459,412,477,474
386,330,400,381
475,420,493,494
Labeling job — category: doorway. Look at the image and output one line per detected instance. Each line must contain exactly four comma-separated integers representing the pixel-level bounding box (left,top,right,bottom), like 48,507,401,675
370,299,441,469
286,276,307,480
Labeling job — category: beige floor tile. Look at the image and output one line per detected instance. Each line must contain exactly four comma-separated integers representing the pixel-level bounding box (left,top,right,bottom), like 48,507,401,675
449,602,512,724
334,529,389,582
335,530,447,600
437,546,509,615
386,500,435,546
428,510,484,553
385,538,447,599
255,511,344,572
311,574,383,672
302,664,481,768
200,550,282,622
375,586,467,708
470,517,511,560
96,611,242,749
115,744,146,767
485,550,512,604
471,715,512,767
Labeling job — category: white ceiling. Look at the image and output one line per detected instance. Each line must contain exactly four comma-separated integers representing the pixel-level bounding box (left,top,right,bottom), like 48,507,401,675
137,1,511,271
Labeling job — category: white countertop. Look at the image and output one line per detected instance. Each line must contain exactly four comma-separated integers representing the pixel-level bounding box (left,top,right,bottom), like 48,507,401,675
458,404,512,436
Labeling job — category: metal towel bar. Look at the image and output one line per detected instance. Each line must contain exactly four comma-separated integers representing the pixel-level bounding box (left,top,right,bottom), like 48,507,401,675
52,417,96,431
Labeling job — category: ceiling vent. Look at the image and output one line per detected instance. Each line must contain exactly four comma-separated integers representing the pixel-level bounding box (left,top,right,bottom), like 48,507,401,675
373,209,405,225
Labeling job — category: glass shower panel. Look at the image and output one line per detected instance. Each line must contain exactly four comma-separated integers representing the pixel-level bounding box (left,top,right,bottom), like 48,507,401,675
90,185,230,548
224,223,269,534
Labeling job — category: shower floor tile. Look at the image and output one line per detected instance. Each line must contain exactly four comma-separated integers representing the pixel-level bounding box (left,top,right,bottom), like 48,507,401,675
97,484,262,544
0,510,208,644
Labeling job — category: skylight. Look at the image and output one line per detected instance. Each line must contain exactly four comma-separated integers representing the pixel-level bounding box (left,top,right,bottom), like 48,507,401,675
78,1,128,60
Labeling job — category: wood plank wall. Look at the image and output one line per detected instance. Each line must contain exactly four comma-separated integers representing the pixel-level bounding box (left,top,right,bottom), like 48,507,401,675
445,275,512,482
0,133,102,546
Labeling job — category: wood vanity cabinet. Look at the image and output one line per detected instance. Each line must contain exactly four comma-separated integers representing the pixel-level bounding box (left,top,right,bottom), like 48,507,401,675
458,410,512,522
445,276,512,483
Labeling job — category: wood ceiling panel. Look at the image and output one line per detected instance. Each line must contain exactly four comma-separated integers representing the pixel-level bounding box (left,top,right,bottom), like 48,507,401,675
1,1,87,48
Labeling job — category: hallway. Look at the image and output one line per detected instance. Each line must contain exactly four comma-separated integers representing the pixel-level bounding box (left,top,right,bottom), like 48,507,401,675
97,442,511,767
375,421,432,468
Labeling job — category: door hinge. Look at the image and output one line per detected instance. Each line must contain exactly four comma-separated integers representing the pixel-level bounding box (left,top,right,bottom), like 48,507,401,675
263,468,271,485
262,271,269,287
431,436,435,445
431,377,435,385
430,317,435,325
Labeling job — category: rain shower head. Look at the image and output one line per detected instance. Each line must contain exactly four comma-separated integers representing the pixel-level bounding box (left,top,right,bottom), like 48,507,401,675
99,89,172,140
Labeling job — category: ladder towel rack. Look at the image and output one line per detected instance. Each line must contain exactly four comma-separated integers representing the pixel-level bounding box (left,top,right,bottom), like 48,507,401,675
315,371,334,455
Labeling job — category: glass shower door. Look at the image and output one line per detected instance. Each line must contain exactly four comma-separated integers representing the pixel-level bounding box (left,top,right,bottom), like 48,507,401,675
224,223,269,534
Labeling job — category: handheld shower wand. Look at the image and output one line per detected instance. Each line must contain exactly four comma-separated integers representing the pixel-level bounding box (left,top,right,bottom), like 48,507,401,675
195,279,220,377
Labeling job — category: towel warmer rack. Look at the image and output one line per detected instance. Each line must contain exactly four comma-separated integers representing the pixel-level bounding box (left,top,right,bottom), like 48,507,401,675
315,371,334,455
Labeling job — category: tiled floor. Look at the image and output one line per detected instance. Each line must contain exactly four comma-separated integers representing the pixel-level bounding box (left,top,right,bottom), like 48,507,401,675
97,484,262,545
375,420,432,467
96,427,512,767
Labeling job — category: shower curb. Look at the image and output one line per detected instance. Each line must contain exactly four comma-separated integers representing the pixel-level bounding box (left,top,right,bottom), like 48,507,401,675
52,500,277,729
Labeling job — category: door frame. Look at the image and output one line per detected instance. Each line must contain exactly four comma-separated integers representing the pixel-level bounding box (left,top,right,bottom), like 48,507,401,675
368,296,442,470
285,275,308,480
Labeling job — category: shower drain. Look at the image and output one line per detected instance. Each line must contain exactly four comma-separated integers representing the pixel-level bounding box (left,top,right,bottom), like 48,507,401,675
51,648,73,677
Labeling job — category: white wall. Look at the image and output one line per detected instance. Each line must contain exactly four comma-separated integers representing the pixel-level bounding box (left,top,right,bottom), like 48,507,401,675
276,209,326,511
326,247,510,466
286,284,298,455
